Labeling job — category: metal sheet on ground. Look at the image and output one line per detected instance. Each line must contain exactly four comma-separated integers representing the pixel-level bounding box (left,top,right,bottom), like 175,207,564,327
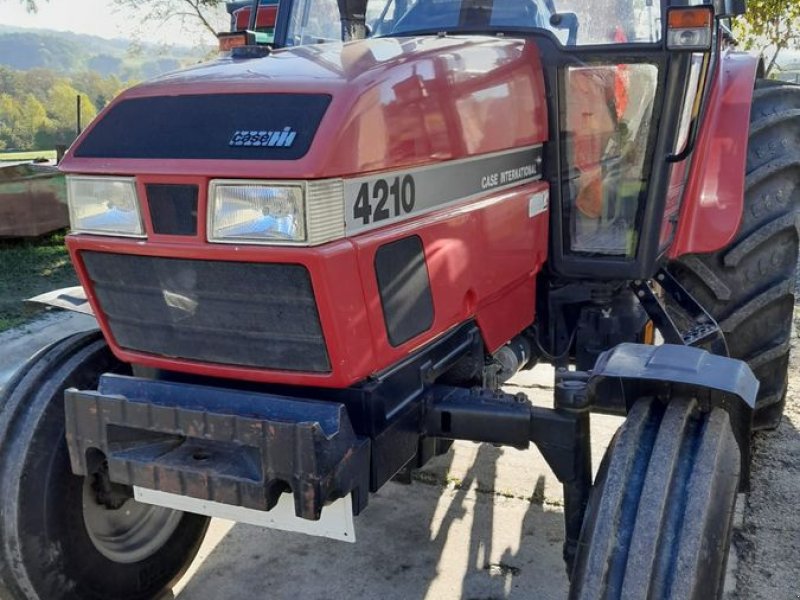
134,488,356,543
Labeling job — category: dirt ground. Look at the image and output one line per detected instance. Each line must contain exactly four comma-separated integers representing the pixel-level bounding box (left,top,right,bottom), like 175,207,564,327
732,309,800,599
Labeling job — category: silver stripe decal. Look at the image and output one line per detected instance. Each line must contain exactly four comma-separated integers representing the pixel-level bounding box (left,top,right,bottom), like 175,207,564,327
343,145,544,236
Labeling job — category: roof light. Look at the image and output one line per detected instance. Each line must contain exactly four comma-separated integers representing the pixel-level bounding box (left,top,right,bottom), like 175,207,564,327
667,7,714,51
218,31,249,52
217,30,273,56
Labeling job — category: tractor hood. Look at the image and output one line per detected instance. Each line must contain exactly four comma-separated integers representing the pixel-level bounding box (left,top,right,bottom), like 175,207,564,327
60,36,548,180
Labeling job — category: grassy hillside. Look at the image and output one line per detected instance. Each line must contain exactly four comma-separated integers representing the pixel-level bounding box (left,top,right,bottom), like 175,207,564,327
0,26,213,81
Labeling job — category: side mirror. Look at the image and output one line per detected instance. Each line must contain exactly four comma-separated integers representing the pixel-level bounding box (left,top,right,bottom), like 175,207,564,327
716,0,746,17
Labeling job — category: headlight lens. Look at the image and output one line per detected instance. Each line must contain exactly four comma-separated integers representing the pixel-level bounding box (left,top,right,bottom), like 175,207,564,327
67,176,144,237
209,180,345,246
209,183,306,243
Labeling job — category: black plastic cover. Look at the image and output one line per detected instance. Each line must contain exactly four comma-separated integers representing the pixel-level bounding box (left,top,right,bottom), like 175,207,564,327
65,374,370,519
74,93,331,160
588,342,758,488
146,184,198,236
374,235,434,346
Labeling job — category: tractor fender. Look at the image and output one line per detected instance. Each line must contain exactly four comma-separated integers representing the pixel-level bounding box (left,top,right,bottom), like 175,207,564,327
27,285,95,316
668,50,761,259
587,343,757,488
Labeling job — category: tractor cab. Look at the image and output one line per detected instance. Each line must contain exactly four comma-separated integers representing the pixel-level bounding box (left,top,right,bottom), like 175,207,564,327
222,0,736,278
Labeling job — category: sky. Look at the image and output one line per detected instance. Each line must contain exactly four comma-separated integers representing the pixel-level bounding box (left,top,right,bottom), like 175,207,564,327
0,0,227,44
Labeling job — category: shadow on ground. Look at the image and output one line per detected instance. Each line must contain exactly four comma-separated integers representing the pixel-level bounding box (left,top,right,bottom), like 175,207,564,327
176,446,569,600
734,343,800,599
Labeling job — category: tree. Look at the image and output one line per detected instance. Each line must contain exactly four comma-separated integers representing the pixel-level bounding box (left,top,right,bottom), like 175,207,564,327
113,0,228,41
734,1,800,76
72,71,125,109
20,69,59,101
19,94,50,145
0,93,49,150
45,82,97,143
0,94,23,149
0,65,124,151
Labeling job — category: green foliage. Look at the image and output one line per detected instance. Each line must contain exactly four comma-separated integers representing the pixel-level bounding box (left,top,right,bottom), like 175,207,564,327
72,71,125,108
735,1,800,75
0,65,124,152
0,23,214,153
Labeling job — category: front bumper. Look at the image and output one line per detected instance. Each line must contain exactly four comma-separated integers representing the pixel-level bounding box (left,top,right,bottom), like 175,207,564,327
65,374,370,520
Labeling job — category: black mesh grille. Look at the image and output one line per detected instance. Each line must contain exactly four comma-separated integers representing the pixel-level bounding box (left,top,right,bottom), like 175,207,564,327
82,252,330,372
73,93,331,160
146,184,198,236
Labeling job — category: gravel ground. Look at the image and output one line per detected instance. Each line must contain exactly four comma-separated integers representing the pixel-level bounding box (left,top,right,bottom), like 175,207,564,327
733,308,800,600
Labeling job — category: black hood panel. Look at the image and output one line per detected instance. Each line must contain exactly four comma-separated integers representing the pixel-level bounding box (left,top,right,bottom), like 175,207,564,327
74,93,332,161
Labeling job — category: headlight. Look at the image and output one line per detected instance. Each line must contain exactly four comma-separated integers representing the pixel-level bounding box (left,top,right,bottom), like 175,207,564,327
208,179,344,246
67,176,144,237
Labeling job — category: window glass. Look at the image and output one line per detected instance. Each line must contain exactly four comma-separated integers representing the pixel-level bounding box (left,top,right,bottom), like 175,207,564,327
563,63,659,257
285,0,342,45
286,0,664,46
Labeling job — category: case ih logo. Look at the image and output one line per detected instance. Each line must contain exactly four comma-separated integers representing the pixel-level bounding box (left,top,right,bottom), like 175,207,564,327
229,127,298,148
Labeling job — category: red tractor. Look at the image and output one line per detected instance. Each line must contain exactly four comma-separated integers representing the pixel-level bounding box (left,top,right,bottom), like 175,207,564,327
1,0,797,598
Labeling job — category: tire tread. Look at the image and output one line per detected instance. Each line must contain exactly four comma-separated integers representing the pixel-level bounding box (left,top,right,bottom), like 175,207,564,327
671,79,800,429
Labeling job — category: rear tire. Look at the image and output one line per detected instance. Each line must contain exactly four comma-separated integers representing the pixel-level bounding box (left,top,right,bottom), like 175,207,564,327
0,330,210,600
569,398,740,600
670,80,800,429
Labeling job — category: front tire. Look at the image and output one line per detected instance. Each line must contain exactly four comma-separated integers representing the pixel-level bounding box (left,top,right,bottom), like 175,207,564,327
569,398,740,600
0,330,209,600
670,80,800,429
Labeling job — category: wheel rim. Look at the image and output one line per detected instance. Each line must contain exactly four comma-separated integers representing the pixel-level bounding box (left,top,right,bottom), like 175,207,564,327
82,477,183,564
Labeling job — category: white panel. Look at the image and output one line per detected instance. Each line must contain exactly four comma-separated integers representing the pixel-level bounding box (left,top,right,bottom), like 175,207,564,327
134,488,356,543
528,190,549,218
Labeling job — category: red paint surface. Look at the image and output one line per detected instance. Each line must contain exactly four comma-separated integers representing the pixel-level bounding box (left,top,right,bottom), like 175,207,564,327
60,37,548,179
61,36,550,386
668,50,759,259
67,181,549,388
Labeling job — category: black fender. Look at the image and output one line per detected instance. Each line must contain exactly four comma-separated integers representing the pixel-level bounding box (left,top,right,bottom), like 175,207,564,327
588,343,758,489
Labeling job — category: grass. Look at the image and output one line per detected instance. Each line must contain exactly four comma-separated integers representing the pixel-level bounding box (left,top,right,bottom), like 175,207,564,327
0,230,77,332
0,149,58,163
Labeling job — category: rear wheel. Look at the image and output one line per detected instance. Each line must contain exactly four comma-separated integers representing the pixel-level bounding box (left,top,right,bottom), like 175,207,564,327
670,80,800,429
569,398,740,600
0,330,210,600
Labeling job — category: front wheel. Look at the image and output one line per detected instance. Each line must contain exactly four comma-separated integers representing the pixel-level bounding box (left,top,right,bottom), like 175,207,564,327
569,398,740,600
0,330,209,600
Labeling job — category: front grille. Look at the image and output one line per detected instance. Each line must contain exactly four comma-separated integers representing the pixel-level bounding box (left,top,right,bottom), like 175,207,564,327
146,184,198,236
81,252,330,372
